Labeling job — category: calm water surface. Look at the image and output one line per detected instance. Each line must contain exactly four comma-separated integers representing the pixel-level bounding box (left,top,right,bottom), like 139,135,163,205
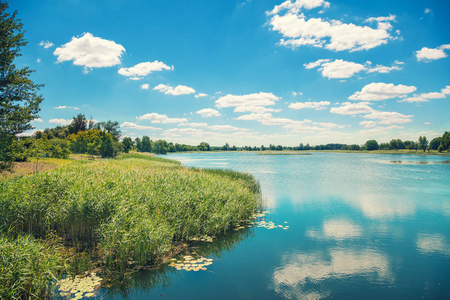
104,152,450,299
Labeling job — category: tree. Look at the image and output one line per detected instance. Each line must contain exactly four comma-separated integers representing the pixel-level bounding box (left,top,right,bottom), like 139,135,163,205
141,136,152,152
429,137,441,150
389,139,398,150
438,131,450,152
153,140,168,154
365,140,379,151
98,120,121,141
122,137,134,153
68,114,88,134
99,133,115,158
418,136,428,152
1,2,43,172
198,142,210,151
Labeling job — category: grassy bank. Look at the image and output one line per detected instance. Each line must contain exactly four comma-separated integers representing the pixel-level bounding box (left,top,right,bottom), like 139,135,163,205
0,154,260,299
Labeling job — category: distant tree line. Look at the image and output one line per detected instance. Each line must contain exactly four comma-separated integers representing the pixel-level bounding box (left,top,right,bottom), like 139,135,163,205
8,116,450,167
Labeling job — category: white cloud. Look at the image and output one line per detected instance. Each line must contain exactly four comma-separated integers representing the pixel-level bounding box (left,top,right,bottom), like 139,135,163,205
363,111,413,125
178,122,208,127
209,125,249,131
54,33,125,71
304,59,402,79
366,64,402,74
196,108,221,118
32,118,43,123
291,91,303,96
269,7,395,52
289,101,330,110
39,40,54,49
237,112,346,132
359,120,378,128
54,105,79,110
234,106,282,113
424,8,432,14
118,61,173,78
349,82,417,101
424,122,431,125
120,122,161,130
164,127,205,137
140,84,149,90
400,86,450,103
37,58,41,63
330,102,374,115
268,0,330,15
416,44,450,61
136,113,188,123
49,118,72,125
216,92,280,108
195,93,208,98
153,84,195,96
365,15,396,23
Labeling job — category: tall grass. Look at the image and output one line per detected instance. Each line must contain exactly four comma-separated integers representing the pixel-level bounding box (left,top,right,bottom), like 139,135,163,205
0,156,260,298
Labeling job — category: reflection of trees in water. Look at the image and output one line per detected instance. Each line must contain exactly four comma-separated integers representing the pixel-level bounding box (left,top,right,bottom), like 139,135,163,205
103,226,254,298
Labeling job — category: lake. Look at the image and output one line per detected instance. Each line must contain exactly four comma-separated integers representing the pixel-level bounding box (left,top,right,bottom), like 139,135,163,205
103,152,450,299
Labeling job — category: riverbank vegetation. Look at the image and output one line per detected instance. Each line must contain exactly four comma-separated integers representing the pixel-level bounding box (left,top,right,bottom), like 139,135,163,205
0,154,260,299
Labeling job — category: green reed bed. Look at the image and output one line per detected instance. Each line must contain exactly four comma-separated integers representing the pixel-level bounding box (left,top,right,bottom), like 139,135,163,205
0,155,260,299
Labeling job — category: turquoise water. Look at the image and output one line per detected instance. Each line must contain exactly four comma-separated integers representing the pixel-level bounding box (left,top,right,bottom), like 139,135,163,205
104,152,450,299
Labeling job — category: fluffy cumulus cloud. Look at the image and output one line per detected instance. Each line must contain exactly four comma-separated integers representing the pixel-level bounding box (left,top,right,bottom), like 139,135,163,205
289,101,330,110
416,44,450,61
120,122,161,130
216,92,280,109
196,108,221,118
49,118,72,125
330,102,374,115
140,84,149,90
136,113,188,123
32,118,43,123
53,33,125,72
39,40,54,49
118,61,173,79
400,86,450,103
268,0,330,15
304,59,402,79
268,1,396,52
153,84,195,96
349,82,416,101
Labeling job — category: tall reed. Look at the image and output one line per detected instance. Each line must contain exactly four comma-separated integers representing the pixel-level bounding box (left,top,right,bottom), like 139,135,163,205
0,155,260,298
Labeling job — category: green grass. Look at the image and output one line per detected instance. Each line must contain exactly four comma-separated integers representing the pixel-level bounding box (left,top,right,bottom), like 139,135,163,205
0,156,260,299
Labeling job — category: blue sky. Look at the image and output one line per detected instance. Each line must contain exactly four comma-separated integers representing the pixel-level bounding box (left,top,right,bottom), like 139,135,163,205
13,0,450,146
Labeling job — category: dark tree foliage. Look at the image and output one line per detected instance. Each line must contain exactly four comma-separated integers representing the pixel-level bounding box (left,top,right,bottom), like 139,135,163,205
438,131,450,152
141,136,152,152
68,114,88,135
100,133,115,158
429,137,441,150
153,140,168,154
0,2,43,172
365,140,379,151
198,142,210,151
98,120,121,141
418,136,429,152
121,137,134,153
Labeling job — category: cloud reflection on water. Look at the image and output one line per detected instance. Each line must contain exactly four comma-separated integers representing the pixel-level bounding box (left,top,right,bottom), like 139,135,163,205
273,248,393,299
